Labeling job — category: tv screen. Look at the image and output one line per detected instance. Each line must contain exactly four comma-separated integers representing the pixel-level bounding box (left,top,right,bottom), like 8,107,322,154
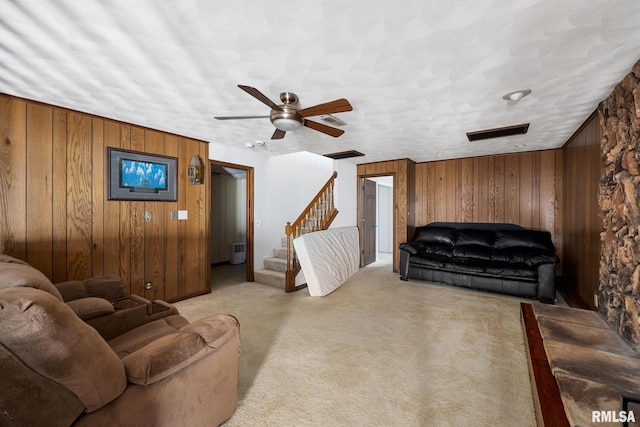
120,159,168,192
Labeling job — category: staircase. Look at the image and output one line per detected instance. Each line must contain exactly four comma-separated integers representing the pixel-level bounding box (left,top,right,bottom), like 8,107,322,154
254,171,339,292
254,236,295,288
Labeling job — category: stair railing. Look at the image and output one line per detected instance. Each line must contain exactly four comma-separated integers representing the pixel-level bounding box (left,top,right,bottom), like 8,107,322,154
284,171,339,292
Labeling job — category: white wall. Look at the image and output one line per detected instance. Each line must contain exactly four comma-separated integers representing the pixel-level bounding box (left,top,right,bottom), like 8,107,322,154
208,143,357,270
332,159,358,228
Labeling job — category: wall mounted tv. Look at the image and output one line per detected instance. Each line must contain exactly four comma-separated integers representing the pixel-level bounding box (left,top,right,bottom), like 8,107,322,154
108,148,178,201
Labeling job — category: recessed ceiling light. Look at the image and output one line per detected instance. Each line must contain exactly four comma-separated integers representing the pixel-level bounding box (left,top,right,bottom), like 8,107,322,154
502,89,532,102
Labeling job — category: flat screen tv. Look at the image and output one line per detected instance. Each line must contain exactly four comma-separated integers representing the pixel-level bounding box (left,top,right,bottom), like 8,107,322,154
108,148,177,201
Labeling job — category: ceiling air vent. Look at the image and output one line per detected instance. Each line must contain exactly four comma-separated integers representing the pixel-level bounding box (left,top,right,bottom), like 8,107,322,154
320,114,347,127
466,123,529,142
323,150,364,160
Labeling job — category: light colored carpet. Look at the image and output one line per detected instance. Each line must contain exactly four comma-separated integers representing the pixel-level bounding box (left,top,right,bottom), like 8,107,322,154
175,262,537,426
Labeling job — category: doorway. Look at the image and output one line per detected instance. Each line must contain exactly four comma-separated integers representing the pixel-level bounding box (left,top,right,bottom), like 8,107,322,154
359,175,394,267
210,160,254,287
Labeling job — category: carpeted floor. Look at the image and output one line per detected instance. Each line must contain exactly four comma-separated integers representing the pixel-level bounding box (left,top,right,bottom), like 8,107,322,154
175,262,537,426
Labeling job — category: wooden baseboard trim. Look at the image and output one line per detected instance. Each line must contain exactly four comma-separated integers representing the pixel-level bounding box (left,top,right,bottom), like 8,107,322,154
521,303,570,427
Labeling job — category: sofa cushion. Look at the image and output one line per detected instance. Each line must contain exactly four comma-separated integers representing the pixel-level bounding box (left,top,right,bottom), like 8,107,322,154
0,287,126,411
492,248,559,266
445,258,488,274
494,229,555,252
410,253,449,268
413,226,456,246
452,244,492,261
486,262,536,279
455,228,496,246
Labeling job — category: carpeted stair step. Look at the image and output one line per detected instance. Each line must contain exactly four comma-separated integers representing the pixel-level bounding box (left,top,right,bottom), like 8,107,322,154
273,247,291,259
254,269,285,288
263,256,287,272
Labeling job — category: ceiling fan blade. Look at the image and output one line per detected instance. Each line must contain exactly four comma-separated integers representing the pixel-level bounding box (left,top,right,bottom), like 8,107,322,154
214,115,270,120
271,128,286,139
304,120,345,138
238,85,283,111
297,99,353,118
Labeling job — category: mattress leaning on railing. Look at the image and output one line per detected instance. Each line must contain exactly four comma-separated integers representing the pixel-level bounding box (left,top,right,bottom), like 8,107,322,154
293,226,359,296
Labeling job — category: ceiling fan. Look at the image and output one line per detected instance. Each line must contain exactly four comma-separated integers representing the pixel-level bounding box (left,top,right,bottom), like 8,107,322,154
214,85,353,140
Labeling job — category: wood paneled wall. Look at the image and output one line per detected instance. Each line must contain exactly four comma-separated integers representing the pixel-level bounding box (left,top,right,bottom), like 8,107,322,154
562,111,602,308
357,159,415,272
360,151,564,274
0,94,209,302
413,150,564,273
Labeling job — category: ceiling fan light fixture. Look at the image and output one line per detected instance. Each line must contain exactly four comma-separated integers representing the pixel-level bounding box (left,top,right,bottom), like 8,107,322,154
502,89,532,102
272,117,303,131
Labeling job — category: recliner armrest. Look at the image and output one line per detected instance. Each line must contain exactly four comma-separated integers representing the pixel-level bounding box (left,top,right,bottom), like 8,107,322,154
121,314,240,385
86,296,180,341
66,297,115,321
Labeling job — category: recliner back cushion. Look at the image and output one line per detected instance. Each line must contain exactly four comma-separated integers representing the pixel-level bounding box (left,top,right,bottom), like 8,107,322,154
414,226,456,246
494,230,555,252
0,287,126,412
0,258,64,301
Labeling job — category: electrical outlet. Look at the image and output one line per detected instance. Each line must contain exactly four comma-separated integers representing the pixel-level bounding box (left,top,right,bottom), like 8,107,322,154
145,282,152,291
171,211,178,220
144,211,152,223
594,294,599,308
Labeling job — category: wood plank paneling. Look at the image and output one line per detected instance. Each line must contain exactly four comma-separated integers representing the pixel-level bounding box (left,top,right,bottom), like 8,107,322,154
0,97,27,258
91,118,105,277
412,150,564,274
52,108,68,283
562,112,601,308
0,93,209,302
66,112,93,279
26,103,53,276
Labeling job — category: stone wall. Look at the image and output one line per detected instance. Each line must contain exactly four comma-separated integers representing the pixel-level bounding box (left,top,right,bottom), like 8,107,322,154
598,59,640,348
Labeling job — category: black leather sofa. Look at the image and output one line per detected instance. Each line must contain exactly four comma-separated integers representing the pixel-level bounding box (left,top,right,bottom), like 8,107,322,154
399,222,559,302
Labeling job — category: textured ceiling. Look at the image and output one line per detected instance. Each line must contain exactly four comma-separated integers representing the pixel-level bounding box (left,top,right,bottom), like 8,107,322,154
2,0,640,164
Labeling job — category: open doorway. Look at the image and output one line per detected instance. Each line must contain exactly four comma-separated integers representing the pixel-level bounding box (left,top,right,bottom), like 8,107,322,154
359,175,394,267
210,160,254,288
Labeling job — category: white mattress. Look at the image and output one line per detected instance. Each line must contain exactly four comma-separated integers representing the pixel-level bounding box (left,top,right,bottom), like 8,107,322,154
293,226,360,296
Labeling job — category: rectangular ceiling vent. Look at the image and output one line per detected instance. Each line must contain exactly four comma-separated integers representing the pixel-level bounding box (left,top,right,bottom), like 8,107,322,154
320,114,347,127
466,123,530,142
323,150,364,160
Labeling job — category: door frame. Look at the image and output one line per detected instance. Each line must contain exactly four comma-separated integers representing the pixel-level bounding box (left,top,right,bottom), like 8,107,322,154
210,160,255,282
357,172,396,269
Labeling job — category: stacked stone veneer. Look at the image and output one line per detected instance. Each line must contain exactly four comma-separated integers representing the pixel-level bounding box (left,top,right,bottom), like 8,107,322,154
599,59,640,348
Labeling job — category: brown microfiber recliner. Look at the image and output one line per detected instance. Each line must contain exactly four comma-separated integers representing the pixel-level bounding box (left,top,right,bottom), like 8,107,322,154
0,255,240,427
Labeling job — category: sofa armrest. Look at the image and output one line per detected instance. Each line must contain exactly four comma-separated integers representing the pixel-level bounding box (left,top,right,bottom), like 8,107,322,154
399,249,410,280
54,275,126,302
66,297,115,321
121,314,240,385
537,263,557,302
399,241,425,255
